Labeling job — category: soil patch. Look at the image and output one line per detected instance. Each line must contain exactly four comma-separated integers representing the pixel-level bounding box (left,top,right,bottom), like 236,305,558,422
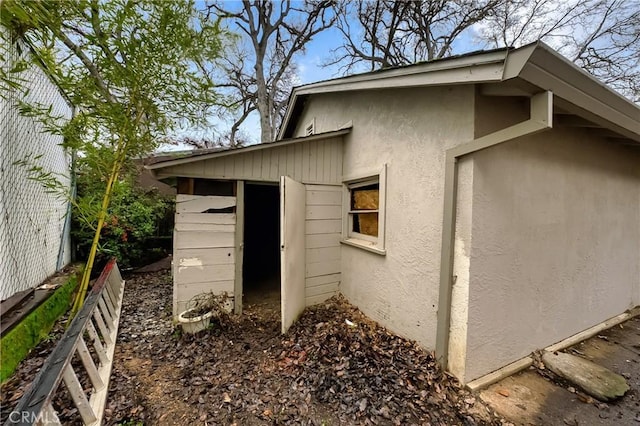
2,268,506,425
104,270,503,425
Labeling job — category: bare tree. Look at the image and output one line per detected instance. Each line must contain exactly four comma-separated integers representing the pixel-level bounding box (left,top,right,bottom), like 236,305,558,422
209,1,337,143
480,0,640,101
328,0,502,72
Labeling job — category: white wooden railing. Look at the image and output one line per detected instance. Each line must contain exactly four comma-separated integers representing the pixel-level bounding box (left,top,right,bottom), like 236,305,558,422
4,259,125,426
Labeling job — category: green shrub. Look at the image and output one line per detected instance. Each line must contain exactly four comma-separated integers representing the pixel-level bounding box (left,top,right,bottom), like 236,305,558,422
72,171,174,270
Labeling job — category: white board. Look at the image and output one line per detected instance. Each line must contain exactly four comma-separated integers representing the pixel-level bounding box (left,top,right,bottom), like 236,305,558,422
173,194,237,318
280,176,306,333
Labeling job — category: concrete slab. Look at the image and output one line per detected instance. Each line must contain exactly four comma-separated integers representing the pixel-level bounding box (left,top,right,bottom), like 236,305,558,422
541,351,628,401
478,315,640,425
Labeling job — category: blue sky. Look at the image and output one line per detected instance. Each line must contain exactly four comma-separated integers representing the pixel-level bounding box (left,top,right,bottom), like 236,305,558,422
167,2,483,150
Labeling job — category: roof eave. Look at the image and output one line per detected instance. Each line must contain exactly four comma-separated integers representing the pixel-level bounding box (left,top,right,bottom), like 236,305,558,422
147,128,352,171
509,42,640,143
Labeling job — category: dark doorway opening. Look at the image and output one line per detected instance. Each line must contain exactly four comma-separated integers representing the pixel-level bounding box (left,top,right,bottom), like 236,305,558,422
243,183,280,310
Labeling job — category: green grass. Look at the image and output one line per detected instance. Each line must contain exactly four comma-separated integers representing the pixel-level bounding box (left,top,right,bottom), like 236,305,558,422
0,273,79,383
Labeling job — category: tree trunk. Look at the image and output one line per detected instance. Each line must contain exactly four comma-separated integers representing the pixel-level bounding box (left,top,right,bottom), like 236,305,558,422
254,60,273,143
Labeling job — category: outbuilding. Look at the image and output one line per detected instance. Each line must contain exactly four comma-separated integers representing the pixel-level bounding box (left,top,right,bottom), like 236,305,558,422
148,41,640,385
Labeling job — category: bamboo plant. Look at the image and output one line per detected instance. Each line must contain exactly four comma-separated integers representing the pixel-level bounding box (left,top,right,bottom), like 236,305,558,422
1,0,229,319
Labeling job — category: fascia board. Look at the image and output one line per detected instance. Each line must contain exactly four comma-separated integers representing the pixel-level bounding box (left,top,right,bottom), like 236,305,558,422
147,128,351,170
298,50,507,92
519,61,640,142
295,62,504,95
508,43,640,143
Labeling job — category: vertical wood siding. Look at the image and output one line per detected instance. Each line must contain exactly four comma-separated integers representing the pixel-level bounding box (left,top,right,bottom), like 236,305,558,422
159,136,343,184
173,195,236,317
305,184,342,306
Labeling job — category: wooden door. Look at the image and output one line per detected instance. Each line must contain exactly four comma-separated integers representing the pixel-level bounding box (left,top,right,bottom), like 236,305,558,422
280,176,306,333
173,194,236,318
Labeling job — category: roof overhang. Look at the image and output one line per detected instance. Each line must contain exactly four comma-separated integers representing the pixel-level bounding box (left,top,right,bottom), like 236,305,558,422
147,127,351,171
278,42,639,144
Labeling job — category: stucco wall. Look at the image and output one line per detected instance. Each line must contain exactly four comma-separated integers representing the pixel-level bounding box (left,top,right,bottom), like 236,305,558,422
0,34,72,301
464,127,640,382
293,86,475,349
448,157,474,380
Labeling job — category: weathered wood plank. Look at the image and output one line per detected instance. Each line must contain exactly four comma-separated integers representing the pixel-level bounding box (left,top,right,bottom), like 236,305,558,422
306,282,339,298
324,140,333,183
308,140,318,181
270,148,279,180
175,223,235,233
306,184,341,192
249,150,259,178
306,260,341,278
287,144,295,177
174,231,235,249
235,153,244,178
294,143,303,180
86,321,109,365
261,149,271,179
77,337,104,391
306,233,340,248
306,205,341,220
224,156,234,177
62,366,97,424
234,181,244,315
307,247,341,263
176,195,236,213
175,264,235,285
176,212,235,224
306,273,341,287
278,146,288,177
306,293,335,307
316,140,324,182
302,141,310,182
306,219,342,234
174,247,235,266
306,190,342,205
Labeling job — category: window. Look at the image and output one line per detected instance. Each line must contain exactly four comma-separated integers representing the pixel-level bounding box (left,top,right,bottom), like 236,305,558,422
342,165,387,254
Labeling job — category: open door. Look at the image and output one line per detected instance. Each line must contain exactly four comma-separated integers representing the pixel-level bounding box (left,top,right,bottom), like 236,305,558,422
280,176,306,333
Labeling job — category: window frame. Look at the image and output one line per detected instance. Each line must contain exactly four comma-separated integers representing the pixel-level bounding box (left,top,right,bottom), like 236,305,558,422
341,164,387,255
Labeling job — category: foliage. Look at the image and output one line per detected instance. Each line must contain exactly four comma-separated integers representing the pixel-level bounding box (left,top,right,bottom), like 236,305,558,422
209,0,338,143
329,0,500,71
72,172,173,270
479,0,640,101
1,0,227,317
0,272,78,383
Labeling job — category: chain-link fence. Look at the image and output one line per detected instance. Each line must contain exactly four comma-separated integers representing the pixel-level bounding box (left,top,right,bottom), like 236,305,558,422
0,35,73,301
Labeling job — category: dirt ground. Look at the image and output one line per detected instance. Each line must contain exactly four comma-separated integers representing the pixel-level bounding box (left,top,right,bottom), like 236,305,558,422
479,316,640,425
102,268,505,425
2,262,638,426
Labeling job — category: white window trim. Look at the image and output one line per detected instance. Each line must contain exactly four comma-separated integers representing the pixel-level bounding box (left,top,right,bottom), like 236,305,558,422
341,164,387,255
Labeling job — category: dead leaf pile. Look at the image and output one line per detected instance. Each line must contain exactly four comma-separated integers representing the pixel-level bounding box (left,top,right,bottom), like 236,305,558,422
278,297,501,425
2,267,505,425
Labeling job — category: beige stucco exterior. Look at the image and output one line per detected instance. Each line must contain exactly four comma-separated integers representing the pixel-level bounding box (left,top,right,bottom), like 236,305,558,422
292,86,476,349
292,87,639,384
153,42,640,386
458,125,640,382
